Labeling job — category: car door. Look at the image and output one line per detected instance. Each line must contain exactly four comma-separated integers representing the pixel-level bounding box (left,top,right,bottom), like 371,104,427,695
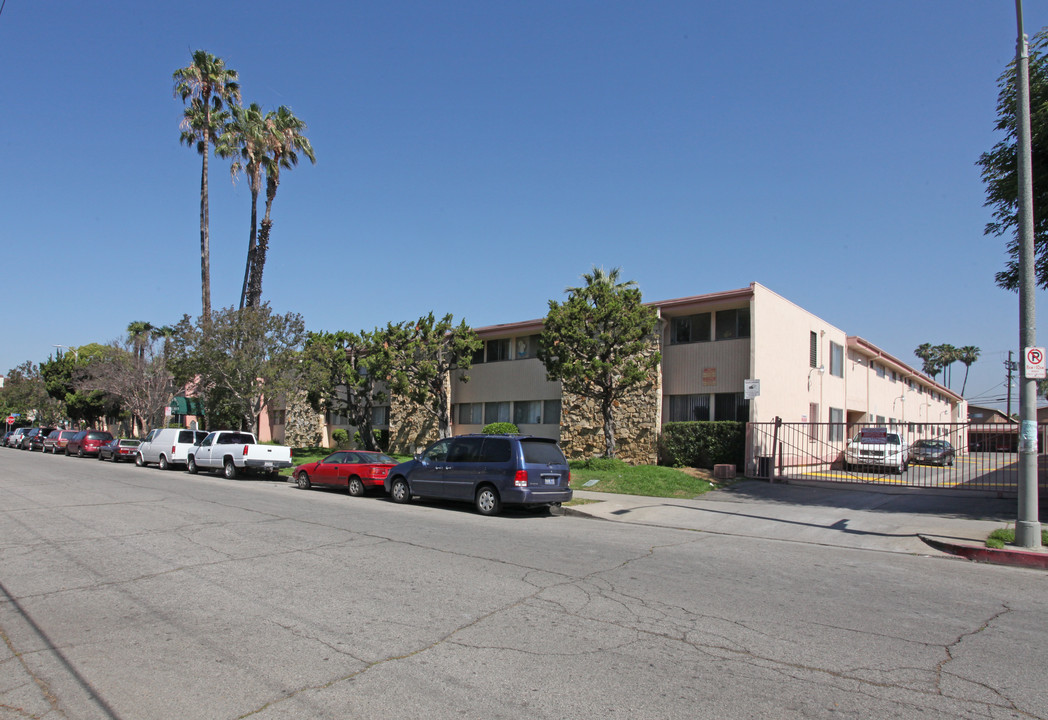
195,433,217,466
409,439,453,497
444,437,487,500
314,452,348,486
140,429,159,463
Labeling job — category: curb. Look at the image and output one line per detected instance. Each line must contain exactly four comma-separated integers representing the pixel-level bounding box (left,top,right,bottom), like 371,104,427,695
918,535,1048,571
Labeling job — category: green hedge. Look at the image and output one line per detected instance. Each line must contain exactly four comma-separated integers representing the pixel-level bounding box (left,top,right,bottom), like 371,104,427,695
659,421,745,469
482,422,519,434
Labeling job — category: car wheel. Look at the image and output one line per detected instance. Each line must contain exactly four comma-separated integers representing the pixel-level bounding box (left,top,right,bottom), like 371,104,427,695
223,459,238,480
77,448,84,458
159,455,169,471
187,456,198,474
135,453,144,467
390,478,410,504
97,451,104,461
347,477,365,497
475,486,502,516
110,452,118,462
297,472,311,490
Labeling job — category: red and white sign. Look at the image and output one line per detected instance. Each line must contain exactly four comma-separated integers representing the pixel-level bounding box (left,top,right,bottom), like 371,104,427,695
5,416,14,426
1025,347,1046,380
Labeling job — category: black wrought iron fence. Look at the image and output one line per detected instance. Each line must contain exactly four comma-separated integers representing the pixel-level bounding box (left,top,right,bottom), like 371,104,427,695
747,420,1048,492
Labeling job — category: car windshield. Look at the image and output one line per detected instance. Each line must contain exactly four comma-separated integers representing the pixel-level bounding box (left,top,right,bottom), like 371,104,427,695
119,440,141,447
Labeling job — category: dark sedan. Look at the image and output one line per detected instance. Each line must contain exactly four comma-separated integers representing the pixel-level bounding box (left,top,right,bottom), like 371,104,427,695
98,438,142,463
909,439,955,467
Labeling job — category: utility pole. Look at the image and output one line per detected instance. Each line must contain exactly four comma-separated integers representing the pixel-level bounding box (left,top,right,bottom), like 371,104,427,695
1014,0,1042,549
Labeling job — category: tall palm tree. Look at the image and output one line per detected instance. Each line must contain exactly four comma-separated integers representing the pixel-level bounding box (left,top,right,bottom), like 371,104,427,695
173,50,241,322
127,321,156,363
219,103,268,310
958,345,981,395
245,105,316,308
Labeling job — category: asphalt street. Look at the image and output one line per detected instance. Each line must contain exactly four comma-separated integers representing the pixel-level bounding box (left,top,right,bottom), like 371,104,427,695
1,449,1046,719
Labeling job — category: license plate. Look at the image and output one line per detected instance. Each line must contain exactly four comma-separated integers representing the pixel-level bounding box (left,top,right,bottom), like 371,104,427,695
543,475,558,485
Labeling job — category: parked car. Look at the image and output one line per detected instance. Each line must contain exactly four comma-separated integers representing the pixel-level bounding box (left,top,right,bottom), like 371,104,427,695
294,450,399,496
98,438,142,463
909,439,955,467
383,434,573,516
43,429,78,454
843,428,909,474
66,430,114,457
23,426,57,451
7,428,30,448
1,431,13,447
136,428,208,470
187,431,294,479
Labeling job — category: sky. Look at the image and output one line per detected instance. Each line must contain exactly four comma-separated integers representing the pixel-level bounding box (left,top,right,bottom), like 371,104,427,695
2,0,1047,411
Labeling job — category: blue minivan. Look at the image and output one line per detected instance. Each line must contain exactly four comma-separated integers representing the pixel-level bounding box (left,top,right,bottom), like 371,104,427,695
384,434,573,515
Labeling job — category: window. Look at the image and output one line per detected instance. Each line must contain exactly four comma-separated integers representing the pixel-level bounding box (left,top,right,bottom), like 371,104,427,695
479,437,511,462
486,338,510,362
484,401,511,424
371,406,390,427
714,392,749,421
715,308,750,340
829,408,844,442
829,342,844,378
457,403,483,425
542,400,561,425
448,437,484,462
873,362,886,379
670,313,711,344
668,394,711,422
515,335,540,359
513,400,542,425
810,332,818,368
809,403,819,441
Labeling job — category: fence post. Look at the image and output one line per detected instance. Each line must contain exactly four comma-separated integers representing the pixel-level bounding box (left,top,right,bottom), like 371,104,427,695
770,416,782,482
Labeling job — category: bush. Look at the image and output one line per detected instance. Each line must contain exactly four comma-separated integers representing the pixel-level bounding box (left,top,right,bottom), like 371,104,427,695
352,428,390,451
659,421,745,469
331,429,349,447
482,422,519,434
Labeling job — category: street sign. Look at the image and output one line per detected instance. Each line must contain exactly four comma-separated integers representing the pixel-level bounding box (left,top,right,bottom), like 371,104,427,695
5,417,13,426
744,379,760,399
1024,346,1046,379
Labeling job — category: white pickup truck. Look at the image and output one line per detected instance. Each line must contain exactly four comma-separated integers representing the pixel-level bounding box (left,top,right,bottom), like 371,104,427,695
186,430,293,479
843,427,909,474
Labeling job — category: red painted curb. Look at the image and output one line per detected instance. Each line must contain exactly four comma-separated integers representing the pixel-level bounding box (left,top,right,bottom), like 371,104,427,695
919,535,1048,570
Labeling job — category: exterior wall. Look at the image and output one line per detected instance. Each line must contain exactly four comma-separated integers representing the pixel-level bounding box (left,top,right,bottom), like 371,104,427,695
748,284,848,425
387,378,447,455
282,392,324,448
450,356,562,440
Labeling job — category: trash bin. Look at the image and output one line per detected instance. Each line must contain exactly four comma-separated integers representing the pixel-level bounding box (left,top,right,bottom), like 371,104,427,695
757,456,772,478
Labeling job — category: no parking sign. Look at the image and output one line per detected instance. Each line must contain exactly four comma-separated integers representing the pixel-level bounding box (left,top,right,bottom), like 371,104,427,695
1024,347,1046,379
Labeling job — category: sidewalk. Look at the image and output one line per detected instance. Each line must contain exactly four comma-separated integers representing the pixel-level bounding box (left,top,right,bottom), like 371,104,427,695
562,479,1048,570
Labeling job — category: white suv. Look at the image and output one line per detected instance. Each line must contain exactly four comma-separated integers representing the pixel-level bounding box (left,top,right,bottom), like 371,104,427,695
136,428,207,470
844,428,909,474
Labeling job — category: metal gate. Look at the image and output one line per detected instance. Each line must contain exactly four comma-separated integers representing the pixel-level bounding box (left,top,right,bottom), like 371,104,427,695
747,420,1048,493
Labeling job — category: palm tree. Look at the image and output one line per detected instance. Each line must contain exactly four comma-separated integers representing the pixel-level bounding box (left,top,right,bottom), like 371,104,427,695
127,321,156,363
914,343,938,378
935,344,960,387
245,105,316,308
219,103,268,310
173,51,241,322
958,346,981,395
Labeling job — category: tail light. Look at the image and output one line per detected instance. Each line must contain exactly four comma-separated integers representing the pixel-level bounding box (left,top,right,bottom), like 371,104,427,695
243,445,249,455
171,446,176,456
514,470,528,488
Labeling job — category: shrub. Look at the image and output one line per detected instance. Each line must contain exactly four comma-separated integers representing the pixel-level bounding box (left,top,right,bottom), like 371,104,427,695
331,429,349,447
659,421,745,469
482,422,519,434
352,428,390,451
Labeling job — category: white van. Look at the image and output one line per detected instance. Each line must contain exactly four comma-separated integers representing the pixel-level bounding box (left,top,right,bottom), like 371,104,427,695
136,428,208,470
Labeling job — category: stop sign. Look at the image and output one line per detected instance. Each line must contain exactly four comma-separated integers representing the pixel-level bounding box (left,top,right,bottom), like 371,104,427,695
5,417,13,425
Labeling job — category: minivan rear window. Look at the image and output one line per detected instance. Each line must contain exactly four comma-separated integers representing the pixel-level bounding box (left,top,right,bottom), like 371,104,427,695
521,440,566,465
87,432,113,440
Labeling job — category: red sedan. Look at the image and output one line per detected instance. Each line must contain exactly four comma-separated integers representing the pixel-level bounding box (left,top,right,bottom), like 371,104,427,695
293,450,398,496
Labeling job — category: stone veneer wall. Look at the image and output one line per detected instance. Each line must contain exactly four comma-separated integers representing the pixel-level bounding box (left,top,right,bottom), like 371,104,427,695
387,376,450,455
557,340,663,465
283,392,325,448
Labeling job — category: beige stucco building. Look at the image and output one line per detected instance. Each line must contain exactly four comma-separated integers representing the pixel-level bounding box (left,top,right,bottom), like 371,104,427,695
263,282,965,464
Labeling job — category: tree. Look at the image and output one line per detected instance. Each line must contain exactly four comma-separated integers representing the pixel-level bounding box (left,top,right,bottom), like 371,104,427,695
299,330,387,450
40,347,121,428
127,321,156,362
538,267,660,458
934,344,959,388
377,313,481,439
957,345,981,396
245,106,316,308
169,305,305,434
174,50,241,320
0,361,63,427
977,28,1048,290
218,103,268,310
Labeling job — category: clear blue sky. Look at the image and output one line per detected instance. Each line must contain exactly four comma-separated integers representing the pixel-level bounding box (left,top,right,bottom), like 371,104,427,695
2,1,1047,410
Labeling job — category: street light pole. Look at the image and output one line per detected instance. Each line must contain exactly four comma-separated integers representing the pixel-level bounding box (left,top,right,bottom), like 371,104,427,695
1014,0,1042,549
